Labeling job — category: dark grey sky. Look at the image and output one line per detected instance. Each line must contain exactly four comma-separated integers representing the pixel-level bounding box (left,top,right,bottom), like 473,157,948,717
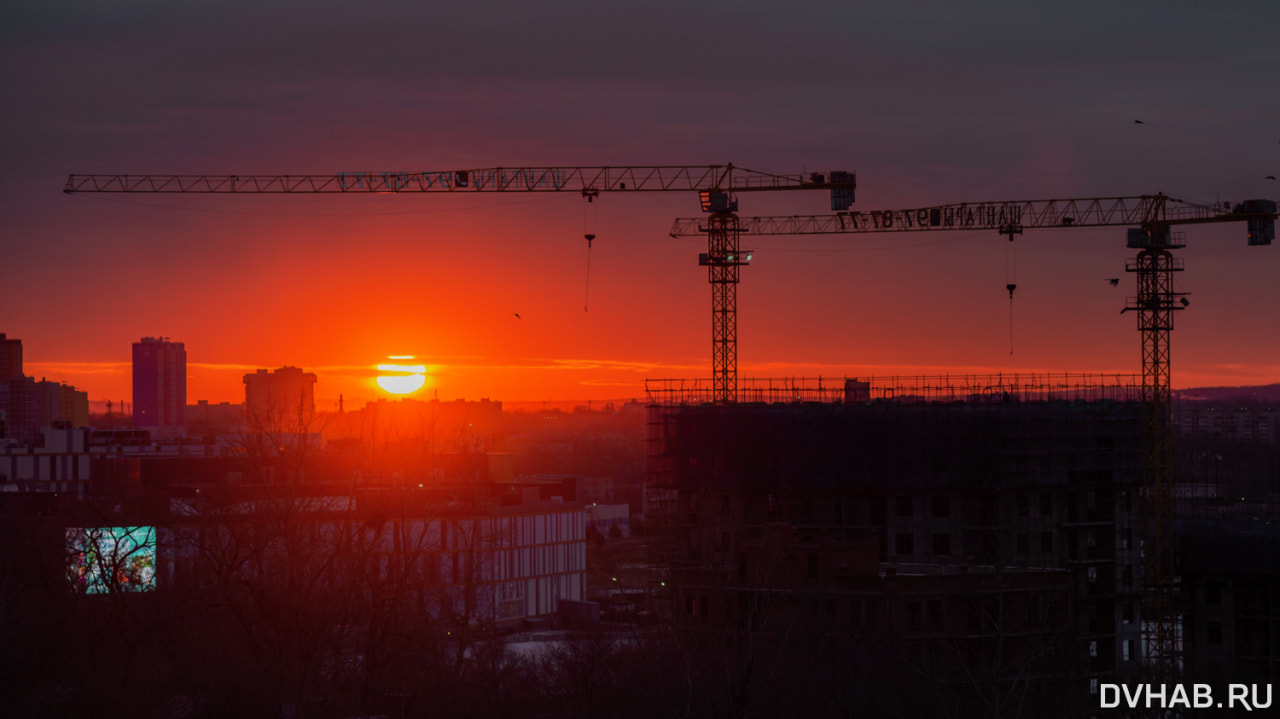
3,0,1278,403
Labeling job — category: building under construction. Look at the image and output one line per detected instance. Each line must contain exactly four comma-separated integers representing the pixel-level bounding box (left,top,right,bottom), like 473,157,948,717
1173,393,1280,688
647,374,1154,715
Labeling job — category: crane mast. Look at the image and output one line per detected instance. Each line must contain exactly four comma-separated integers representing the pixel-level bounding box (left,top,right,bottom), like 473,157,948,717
65,165,855,406
672,193,1278,683
1127,225,1185,681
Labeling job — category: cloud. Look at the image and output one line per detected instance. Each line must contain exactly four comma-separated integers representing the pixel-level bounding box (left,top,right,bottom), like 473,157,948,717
24,361,129,375
188,362,268,371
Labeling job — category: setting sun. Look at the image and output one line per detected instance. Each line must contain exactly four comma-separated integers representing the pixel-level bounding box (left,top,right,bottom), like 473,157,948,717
376,357,427,395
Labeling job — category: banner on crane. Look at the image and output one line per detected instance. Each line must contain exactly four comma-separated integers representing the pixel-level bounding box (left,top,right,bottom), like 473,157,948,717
337,169,571,192
835,203,1024,231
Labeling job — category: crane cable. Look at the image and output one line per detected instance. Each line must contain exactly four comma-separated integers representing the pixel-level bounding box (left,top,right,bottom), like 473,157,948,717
583,190,598,312
1006,235,1018,355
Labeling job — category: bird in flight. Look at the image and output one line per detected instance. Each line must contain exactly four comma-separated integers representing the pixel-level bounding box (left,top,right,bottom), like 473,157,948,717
1133,119,1144,124
1267,176,1276,181
1107,278,1120,286
513,313,522,320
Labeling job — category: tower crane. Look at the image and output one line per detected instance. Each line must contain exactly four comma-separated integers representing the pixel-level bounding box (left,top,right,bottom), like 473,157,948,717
65,165,856,405
671,192,1278,681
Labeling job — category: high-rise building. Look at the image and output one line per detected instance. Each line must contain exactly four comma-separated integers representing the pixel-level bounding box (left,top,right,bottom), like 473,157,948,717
0,333,21,380
244,366,317,430
0,334,33,444
133,337,186,439
0,376,38,445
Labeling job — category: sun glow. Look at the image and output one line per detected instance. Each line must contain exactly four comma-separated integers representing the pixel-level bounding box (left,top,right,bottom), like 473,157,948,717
376,357,427,395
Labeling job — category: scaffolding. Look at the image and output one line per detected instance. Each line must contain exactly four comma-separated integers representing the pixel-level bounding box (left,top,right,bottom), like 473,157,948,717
646,373,1144,407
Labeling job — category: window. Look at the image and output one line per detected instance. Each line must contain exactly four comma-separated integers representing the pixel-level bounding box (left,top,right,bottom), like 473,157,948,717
807,552,819,578
895,496,913,518
1017,495,1029,516
1122,602,1134,624
981,499,999,525
895,533,914,556
869,495,886,522
932,533,951,556
1207,621,1223,645
1206,583,1222,606
1041,532,1054,554
927,599,943,629
931,496,951,518
1122,565,1133,586
1017,533,1029,555
908,601,922,630
1040,494,1052,516
1123,639,1133,662
1089,640,1098,658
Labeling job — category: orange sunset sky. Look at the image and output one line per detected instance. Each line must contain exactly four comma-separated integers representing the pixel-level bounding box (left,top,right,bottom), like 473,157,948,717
4,2,1279,410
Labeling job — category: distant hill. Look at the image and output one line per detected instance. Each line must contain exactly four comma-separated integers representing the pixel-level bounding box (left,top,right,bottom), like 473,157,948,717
1174,384,1280,402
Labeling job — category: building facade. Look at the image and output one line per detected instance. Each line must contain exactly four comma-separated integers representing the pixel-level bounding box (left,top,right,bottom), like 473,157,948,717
0,333,21,380
132,337,186,439
244,366,317,431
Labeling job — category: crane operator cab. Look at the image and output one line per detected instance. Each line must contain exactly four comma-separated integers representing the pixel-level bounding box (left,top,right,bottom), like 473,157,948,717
1233,199,1276,245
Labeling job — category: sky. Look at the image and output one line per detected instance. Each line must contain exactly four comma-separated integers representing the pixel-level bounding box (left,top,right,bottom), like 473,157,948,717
3,0,1279,409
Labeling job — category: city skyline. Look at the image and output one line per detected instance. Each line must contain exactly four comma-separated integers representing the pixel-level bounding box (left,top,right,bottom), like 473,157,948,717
5,2,1279,405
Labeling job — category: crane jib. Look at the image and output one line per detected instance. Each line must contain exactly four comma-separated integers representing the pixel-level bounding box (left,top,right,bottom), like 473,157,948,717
337,169,571,191
64,166,857,197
